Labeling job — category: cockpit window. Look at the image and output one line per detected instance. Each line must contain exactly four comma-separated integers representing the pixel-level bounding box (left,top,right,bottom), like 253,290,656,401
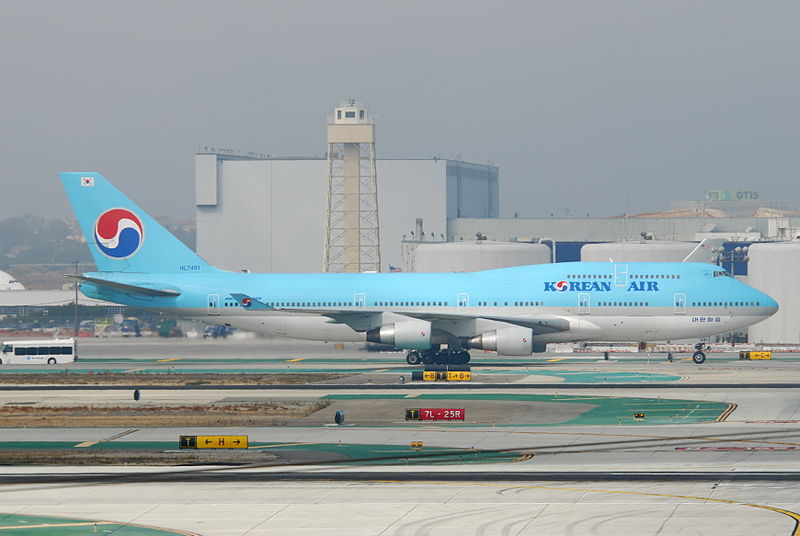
712,270,732,278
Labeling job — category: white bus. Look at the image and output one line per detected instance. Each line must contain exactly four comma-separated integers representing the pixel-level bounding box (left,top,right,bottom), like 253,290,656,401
0,338,77,365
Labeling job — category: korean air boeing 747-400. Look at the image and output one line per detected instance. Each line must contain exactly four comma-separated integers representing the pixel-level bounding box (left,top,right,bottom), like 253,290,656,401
61,172,778,365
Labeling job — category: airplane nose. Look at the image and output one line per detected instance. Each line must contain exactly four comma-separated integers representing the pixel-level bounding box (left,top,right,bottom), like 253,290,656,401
762,292,779,317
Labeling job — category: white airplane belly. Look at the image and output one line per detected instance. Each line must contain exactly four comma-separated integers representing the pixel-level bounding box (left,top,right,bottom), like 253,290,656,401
538,313,750,342
196,314,366,342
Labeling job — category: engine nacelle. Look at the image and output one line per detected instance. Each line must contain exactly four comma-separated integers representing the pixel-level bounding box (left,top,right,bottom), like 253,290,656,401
468,326,534,356
366,319,432,350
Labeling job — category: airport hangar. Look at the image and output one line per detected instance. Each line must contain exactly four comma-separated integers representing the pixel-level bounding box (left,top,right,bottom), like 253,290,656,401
195,152,498,274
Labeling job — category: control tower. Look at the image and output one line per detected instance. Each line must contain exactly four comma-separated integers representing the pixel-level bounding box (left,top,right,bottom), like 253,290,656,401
324,100,381,272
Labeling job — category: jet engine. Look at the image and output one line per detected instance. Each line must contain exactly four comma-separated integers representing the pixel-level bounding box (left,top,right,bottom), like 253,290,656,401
366,319,432,349
467,326,534,356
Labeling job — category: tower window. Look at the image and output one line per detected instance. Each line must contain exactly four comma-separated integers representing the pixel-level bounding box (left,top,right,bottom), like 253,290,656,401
337,110,341,120
345,111,356,118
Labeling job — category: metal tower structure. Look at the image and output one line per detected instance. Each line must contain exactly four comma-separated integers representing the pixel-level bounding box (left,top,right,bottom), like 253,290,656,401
324,99,381,272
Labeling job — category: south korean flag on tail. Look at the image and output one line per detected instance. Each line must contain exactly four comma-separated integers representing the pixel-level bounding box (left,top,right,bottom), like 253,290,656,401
80,176,95,187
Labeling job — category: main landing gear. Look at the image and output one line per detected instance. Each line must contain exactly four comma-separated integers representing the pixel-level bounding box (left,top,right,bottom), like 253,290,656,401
692,342,707,364
405,349,470,365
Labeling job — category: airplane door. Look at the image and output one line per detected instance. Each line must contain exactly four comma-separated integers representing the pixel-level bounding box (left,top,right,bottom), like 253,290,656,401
353,293,366,308
614,264,628,287
673,293,686,315
457,293,469,313
578,293,590,315
207,294,220,316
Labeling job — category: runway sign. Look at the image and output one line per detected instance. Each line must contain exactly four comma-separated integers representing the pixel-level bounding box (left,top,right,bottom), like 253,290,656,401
405,408,465,421
411,370,472,382
739,351,772,360
179,435,249,449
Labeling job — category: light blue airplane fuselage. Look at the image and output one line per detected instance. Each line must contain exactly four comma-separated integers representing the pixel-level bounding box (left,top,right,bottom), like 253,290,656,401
60,172,778,359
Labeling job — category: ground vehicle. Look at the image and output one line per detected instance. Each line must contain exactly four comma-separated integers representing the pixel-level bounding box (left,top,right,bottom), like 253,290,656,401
0,338,77,365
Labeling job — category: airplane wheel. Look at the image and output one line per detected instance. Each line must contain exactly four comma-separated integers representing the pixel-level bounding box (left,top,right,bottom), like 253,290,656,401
692,351,706,364
421,351,435,365
406,351,422,365
455,351,470,364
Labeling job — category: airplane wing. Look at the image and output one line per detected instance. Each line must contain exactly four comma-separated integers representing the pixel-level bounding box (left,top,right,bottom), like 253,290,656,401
401,312,571,334
273,307,570,335
66,275,181,297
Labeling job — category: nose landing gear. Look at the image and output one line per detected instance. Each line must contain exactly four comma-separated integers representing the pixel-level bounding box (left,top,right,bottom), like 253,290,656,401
692,342,707,364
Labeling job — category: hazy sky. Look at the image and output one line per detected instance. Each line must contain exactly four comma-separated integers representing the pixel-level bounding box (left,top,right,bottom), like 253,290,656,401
2,1,798,221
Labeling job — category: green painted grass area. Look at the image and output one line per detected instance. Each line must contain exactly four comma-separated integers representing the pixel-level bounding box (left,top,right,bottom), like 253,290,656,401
322,393,731,426
248,442,522,465
474,370,681,382
80,357,383,364
0,441,520,465
0,368,377,374
0,514,190,535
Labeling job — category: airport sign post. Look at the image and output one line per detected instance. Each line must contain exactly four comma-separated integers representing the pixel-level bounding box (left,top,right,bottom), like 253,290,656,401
739,351,772,360
405,408,465,421
179,435,249,449
411,370,472,382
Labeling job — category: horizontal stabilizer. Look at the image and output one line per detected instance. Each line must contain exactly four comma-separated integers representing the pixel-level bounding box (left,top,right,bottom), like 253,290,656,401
230,293,274,310
65,275,181,297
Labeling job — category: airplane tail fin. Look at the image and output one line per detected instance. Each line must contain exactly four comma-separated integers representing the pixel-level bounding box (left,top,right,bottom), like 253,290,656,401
60,172,218,273
683,238,726,263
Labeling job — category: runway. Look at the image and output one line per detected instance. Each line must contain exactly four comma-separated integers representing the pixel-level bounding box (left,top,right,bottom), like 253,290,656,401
2,338,800,534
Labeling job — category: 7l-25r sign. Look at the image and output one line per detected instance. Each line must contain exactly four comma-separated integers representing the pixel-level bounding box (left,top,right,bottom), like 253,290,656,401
405,408,465,421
